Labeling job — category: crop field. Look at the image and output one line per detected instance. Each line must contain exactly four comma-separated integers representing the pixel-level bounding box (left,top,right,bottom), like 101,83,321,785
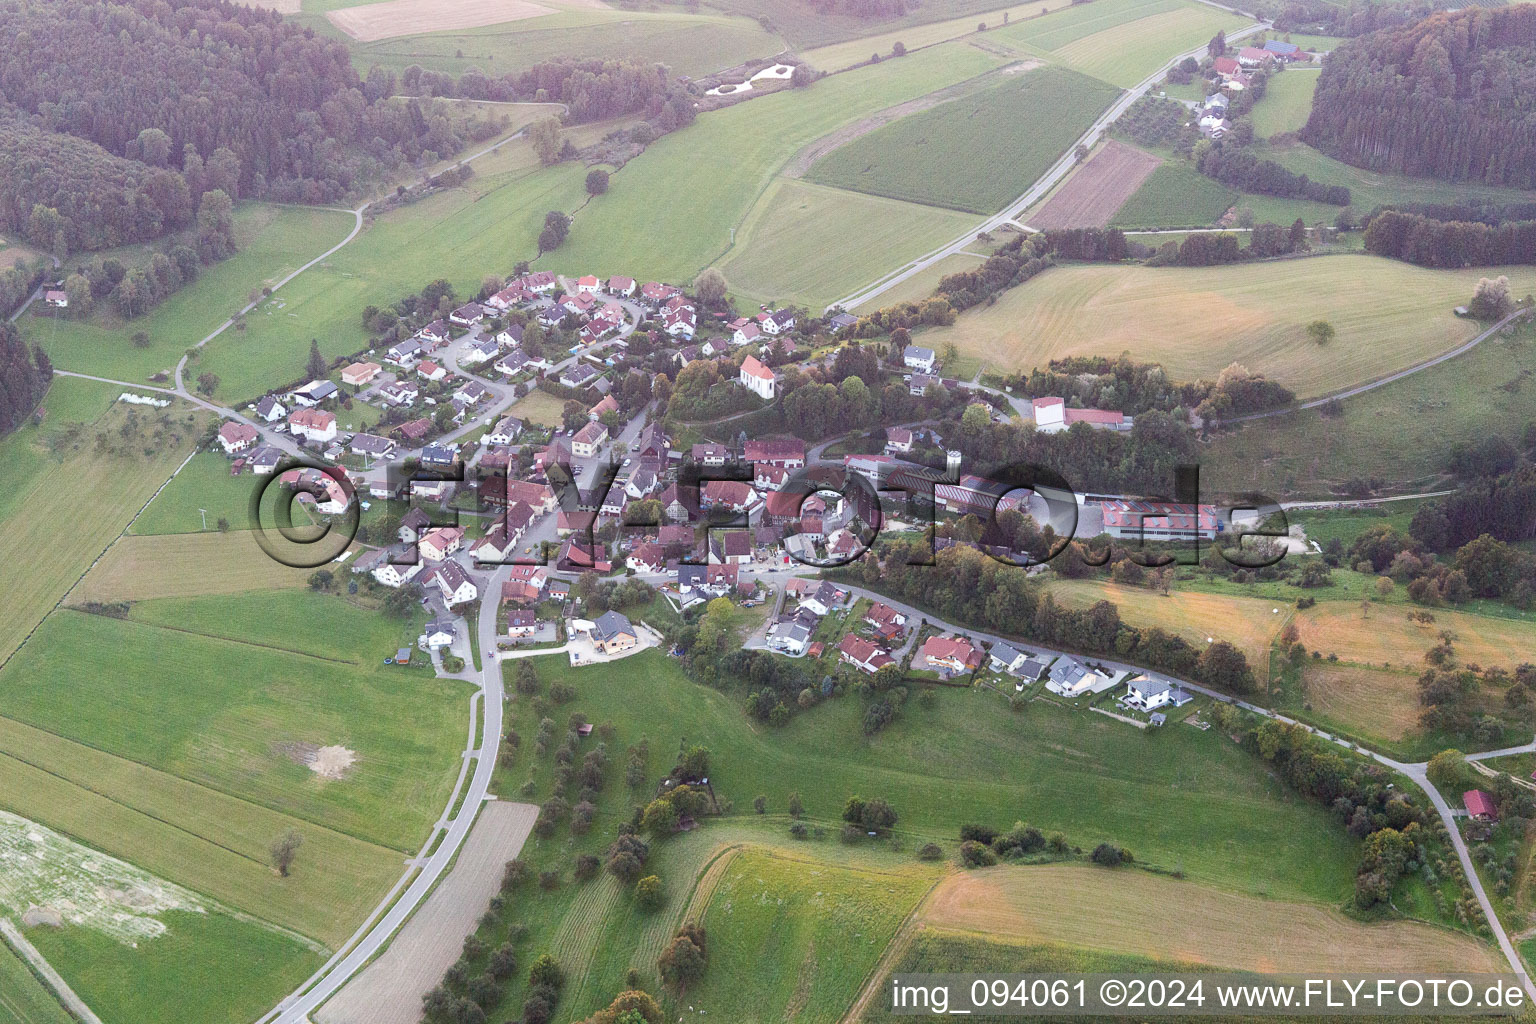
22,205,354,388
1028,141,1162,229
1294,602,1536,675
704,0,1021,49
1203,321,1536,496
325,0,606,41
26,910,321,1024
1298,662,1422,743
1044,579,1286,674
990,0,1190,52
0,387,203,666
1109,161,1237,228
345,7,783,78
801,2,1074,72
70,531,318,604
916,256,1528,397
687,846,937,1024
1251,68,1321,138
921,864,1502,972
717,180,975,308
0,940,70,1024
0,592,463,853
805,66,1119,214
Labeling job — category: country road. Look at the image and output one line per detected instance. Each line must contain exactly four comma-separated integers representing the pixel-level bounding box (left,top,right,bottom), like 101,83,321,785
827,16,1271,312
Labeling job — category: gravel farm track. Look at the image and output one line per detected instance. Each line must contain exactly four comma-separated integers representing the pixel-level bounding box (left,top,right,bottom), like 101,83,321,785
1027,139,1162,229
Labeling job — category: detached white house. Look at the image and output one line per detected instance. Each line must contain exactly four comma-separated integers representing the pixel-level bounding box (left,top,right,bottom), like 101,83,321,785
903,345,937,373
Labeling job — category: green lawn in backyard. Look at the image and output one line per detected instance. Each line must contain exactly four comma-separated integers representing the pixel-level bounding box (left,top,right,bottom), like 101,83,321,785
716,179,975,308
0,941,70,1024
192,43,1003,400
22,204,354,387
1110,161,1237,228
341,9,786,79
0,591,462,854
24,911,321,1024
1202,318,1536,497
805,65,1119,214
1250,68,1321,138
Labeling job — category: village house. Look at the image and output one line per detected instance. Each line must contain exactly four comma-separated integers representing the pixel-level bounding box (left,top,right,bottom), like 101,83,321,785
429,560,479,605
589,394,619,420
487,417,523,445
341,361,382,387
398,507,432,543
709,531,753,565
424,620,456,649
758,309,795,335
903,345,937,373
627,541,667,574
732,320,763,347
416,360,447,382
372,551,423,588
379,380,420,407
506,609,538,638
885,427,914,454
350,432,398,460
571,420,608,458
469,520,520,563
768,621,812,655
1125,677,1176,711
289,379,338,407
837,634,895,674
454,380,490,406
800,580,848,617
450,302,485,326
461,337,499,365
691,443,730,467
254,395,286,422
387,338,426,368
419,320,452,344
501,564,549,605
590,610,638,654
744,438,805,471
701,480,759,515
560,363,600,389
920,635,983,674
1465,790,1499,823
739,355,776,401
417,526,466,562
287,408,337,444
908,372,939,396
863,602,907,641
754,463,789,492
607,275,636,296
217,421,258,454
249,444,283,474
493,349,529,377
395,417,432,443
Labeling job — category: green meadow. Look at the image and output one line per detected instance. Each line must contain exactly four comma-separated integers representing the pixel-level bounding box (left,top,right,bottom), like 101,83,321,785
22,205,354,388
0,941,71,1024
805,66,1120,214
1250,68,1321,138
1110,162,1237,228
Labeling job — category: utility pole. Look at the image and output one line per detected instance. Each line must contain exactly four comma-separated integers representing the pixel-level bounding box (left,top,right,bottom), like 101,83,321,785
199,508,208,530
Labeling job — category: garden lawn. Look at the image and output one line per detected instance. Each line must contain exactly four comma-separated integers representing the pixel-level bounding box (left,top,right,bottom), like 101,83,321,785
1109,161,1236,228
22,204,355,387
25,910,321,1024
0,591,463,853
1202,319,1536,497
0,940,70,1024
805,66,1120,214
717,179,975,308
688,846,937,1024
912,255,1533,397
1251,68,1321,139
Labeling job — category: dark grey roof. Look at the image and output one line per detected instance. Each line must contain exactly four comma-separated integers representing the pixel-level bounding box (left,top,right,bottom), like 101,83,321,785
593,610,635,642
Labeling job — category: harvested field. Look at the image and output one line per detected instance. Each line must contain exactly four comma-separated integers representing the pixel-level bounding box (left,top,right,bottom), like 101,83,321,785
782,62,1039,179
317,801,538,1024
70,531,318,605
1294,602,1536,675
1028,141,1161,229
326,0,604,41
923,864,1503,973
1301,662,1421,741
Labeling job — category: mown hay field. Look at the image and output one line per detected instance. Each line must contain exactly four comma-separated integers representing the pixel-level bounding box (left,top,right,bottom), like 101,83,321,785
1047,3,1253,87
718,179,975,308
801,1,1074,72
916,256,1529,397
325,0,606,42
1300,661,1423,742
1294,601,1536,674
1044,579,1286,674
1251,68,1321,138
71,531,319,604
1109,160,1237,228
921,864,1504,972
806,65,1120,214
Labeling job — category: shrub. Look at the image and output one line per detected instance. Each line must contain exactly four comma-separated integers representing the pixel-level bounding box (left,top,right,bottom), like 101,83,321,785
959,840,997,867
1090,843,1131,867
917,842,944,861
574,853,601,881
635,874,665,910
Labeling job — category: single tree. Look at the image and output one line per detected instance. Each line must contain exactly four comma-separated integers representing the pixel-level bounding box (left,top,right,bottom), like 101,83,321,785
585,168,610,196
694,267,728,306
1306,320,1336,346
529,117,563,165
270,828,303,876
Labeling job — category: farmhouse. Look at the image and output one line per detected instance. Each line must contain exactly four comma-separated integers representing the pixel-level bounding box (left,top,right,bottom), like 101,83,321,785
1465,790,1498,823
217,421,258,454
701,480,759,514
744,438,805,470
739,355,776,400
837,634,895,674
1237,45,1274,66
341,361,382,387
1031,397,1130,433
591,610,639,654
904,345,937,373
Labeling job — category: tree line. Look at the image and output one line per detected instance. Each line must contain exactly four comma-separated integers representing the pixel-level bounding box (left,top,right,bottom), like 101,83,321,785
0,323,52,440
1363,209,1536,268
1004,354,1294,421
1302,6,1536,189
1196,142,1351,206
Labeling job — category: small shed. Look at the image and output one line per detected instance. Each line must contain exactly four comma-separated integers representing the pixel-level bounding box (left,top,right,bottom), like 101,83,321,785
394,647,412,665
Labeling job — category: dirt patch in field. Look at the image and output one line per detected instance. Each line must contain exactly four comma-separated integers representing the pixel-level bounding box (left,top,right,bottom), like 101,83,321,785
318,801,539,1024
784,61,1041,179
1028,141,1161,229
22,906,62,928
326,0,603,41
278,741,358,780
924,864,1502,973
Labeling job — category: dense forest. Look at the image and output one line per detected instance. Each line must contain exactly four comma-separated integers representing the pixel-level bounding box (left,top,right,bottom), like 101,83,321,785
0,0,471,249
1302,5,1536,188
0,322,52,439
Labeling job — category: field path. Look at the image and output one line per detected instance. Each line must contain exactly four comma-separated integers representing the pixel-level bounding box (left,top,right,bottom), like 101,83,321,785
315,800,538,1024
